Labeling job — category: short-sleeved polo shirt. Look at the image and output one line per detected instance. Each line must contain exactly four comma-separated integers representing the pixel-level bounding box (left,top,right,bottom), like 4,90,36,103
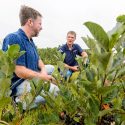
2,28,39,92
59,44,83,66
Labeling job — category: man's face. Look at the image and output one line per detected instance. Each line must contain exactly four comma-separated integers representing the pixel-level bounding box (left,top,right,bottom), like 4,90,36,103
31,16,42,37
66,33,76,46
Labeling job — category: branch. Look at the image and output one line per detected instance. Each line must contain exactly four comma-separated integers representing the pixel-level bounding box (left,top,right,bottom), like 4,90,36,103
0,120,9,125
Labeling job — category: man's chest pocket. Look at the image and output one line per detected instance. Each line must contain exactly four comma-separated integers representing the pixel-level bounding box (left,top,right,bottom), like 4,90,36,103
72,50,78,56
26,49,38,62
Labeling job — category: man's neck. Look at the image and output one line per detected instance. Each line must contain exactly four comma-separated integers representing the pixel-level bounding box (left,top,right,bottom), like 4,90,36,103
67,43,73,50
21,26,32,40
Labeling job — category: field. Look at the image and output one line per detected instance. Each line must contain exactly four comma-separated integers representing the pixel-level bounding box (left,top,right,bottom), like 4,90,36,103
1,15,125,125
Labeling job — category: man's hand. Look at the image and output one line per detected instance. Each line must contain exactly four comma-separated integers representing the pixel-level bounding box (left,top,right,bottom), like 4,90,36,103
71,66,79,71
38,72,54,81
64,64,79,71
40,68,48,76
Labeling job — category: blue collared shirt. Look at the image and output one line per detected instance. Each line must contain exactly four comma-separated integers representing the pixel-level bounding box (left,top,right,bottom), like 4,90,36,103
2,28,39,94
59,43,83,66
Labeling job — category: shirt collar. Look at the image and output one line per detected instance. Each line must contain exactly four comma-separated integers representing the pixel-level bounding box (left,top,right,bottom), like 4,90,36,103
17,28,33,41
65,43,75,50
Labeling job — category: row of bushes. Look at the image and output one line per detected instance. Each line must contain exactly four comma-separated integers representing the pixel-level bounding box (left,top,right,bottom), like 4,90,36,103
38,47,59,65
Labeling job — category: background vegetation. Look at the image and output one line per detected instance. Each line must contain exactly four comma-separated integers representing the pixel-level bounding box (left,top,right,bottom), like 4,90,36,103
1,15,125,125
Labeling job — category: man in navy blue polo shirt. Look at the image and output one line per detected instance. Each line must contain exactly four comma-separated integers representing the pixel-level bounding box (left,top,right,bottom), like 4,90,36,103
2,5,59,109
59,31,88,78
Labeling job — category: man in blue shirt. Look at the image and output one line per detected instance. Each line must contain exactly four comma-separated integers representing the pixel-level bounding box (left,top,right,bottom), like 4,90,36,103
59,31,88,78
2,5,59,109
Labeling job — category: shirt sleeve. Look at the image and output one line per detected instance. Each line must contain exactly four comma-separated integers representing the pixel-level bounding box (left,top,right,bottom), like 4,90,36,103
2,34,18,51
76,44,83,56
58,46,64,54
2,33,26,67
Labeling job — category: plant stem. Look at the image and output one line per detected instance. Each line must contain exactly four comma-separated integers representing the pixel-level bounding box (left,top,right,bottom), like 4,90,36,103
103,74,107,86
0,120,9,125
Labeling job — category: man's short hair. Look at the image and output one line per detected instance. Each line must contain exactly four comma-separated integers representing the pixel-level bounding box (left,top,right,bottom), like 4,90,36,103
67,31,76,38
19,5,42,26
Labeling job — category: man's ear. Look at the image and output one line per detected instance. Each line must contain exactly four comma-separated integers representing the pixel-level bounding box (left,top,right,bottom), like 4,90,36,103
27,18,33,26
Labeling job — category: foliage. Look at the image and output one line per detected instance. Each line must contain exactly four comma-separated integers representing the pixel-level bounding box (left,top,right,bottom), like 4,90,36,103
1,15,125,125
38,47,59,65
0,44,25,124
41,15,125,124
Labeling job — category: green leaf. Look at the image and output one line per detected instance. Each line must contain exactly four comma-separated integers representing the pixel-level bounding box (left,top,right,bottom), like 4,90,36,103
0,50,4,56
123,48,125,55
96,52,112,71
98,85,117,96
1,110,13,122
82,36,100,53
112,97,122,109
109,33,119,50
70,71,80,82
88,97,99,116
0,78,11,98
18,51,25,57
7,44,20,58
0,71,6,78
17,102,24,114
84,21,109,51
116,67,125,78
98,109,113,118
84,117,96,125
86,69,95,82
43,83,50,92
57,61,65,72
0,97,12,107
106,52,113,73
116,15,125,23
103,88,118,103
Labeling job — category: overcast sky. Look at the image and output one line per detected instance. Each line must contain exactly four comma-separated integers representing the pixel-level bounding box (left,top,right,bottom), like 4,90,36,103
0,0,125,48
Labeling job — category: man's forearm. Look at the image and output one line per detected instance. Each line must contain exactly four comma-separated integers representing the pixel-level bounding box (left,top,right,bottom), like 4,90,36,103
15,65,53,81
81,51,88,58
15,65,41,79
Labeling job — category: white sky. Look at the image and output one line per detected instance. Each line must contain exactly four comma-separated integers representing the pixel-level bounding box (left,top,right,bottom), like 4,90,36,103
0,0,125,48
